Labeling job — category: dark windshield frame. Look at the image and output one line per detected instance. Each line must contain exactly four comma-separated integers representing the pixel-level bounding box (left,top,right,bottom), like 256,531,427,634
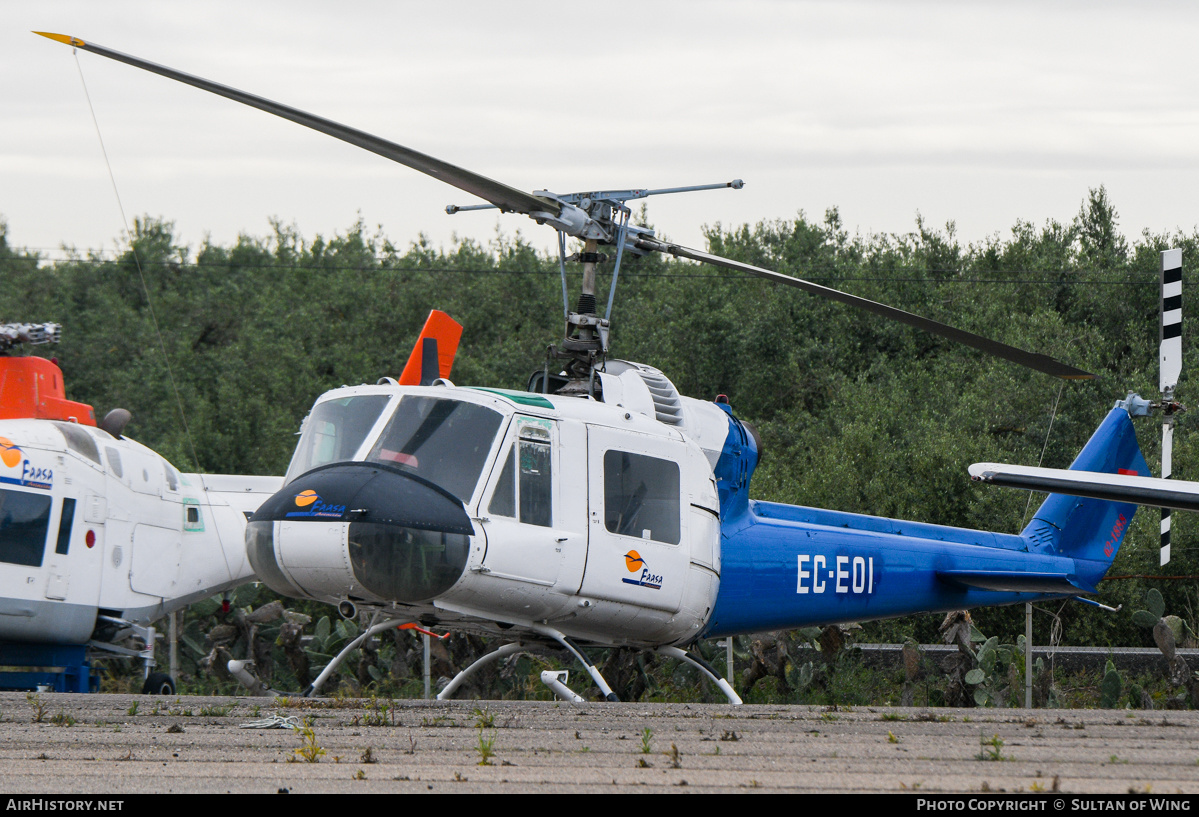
365,395,505,504
285,394,394,484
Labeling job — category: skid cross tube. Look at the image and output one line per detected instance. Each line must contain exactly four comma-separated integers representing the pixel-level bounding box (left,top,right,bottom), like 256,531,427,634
530,624,619,702
654,646,742,705
304,617,412,697
436,642,526,701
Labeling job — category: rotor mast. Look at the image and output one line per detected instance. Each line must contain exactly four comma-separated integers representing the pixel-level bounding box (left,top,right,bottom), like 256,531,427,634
454,181,746,391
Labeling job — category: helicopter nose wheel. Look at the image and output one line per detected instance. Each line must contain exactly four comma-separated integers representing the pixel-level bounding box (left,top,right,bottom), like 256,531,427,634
141,672,176,695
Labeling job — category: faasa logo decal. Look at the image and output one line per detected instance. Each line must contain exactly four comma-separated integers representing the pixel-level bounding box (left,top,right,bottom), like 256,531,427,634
0,438,20,469
0,437,51,490
621,550,663,590
286,489,346,519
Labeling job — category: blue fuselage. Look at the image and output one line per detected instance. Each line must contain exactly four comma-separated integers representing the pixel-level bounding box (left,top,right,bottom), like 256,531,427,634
703,501,1105,637
700,404,1146,639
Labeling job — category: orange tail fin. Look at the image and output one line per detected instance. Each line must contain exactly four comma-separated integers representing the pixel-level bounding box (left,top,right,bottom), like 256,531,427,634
398,310,463,386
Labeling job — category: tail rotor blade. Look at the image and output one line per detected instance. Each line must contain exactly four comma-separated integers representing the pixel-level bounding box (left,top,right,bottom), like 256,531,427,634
1162,419,1174,565
1160,248,1183,566
1162,249,1183,396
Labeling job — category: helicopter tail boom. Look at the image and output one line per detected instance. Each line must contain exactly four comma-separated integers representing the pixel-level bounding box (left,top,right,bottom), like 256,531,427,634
704,405,1148,637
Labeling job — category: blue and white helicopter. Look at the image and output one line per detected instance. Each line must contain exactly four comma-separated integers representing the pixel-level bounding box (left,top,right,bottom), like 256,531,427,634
39,32,1152,704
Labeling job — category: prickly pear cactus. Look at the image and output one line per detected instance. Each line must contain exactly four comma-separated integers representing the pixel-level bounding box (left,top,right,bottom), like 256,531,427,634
965,635,1019,707
1132,588,1166,629
1099,658,1123,709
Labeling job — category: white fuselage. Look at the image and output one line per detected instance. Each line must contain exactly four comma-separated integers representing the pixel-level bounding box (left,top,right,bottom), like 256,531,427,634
0,419,281,644
252,362,735,648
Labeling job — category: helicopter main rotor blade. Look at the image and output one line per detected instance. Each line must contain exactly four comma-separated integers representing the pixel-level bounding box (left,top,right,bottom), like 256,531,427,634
634,237,1096,380
35,32,560,219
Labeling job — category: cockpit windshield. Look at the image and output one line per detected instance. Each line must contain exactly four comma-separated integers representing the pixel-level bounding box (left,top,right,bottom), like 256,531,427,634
366,396,503,503
285,394,391,484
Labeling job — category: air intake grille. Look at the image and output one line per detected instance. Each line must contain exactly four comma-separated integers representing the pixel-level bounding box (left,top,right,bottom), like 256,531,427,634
635,367,683,426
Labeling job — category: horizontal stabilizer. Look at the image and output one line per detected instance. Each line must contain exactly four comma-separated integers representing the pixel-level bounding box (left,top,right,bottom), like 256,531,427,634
936,569,1083,594
970,463,1199,513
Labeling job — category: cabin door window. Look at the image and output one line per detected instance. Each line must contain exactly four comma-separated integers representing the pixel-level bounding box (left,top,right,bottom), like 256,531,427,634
0,488,51,567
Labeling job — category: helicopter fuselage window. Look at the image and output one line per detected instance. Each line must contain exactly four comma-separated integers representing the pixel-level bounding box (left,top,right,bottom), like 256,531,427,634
52,422,100,464
518,437,552,527
54,498,76,556
285,394,391,483
0,488,52,567
366,396,503,503
488,448,516,518
487,433,552,528
104,447,123,479
603,450,681,545
183,499,205,532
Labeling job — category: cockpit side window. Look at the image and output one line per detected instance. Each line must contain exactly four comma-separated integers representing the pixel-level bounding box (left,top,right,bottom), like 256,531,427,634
486,418,552,527
54,498,76,556
488,448,516,518
518,436,552,527
0,488,51,567
603,450,680,545
286,395,392,483
487,436,553,528
51,422,101,464
366,396,503,503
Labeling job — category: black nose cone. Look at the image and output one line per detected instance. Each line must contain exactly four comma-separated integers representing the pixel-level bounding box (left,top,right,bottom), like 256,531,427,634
251,462,475,535
248,462,476,603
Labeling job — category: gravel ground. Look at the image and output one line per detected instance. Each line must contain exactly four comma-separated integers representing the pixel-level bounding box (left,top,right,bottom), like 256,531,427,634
0,692,1196,794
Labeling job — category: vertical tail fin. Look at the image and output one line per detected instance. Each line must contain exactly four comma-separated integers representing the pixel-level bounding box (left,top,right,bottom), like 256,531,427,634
398,310,462,386
1021,407,1149,572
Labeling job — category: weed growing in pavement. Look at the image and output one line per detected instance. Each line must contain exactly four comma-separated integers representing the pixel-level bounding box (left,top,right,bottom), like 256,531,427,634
976,734,1009,762
476,727,498,766
290,721,327,763
26,693,47,723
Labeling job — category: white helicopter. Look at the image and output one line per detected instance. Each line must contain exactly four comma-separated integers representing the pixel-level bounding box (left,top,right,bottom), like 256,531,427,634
39,32,1154,705
0,322,282,692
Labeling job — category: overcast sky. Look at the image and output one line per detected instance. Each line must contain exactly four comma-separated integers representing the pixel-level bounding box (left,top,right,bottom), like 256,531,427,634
5,0,1199,261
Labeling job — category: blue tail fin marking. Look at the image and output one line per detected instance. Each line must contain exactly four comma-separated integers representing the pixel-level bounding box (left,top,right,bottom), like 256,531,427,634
1021,406,1149,575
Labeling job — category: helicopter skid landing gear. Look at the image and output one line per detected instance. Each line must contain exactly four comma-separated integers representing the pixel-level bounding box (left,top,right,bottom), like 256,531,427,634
436,627,621,702
90,616,165,693
436,642,525,701
303,617,412,697
654,645,742,705
531,626,619,702
540,670,584,703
